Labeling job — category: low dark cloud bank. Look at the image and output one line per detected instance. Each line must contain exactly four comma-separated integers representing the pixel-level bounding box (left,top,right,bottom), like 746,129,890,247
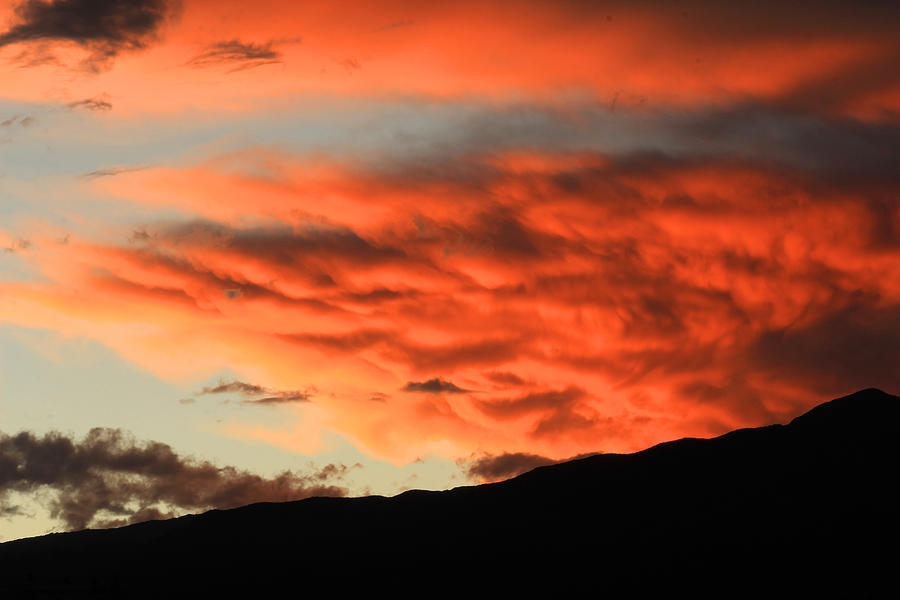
0,428,347,531
461,450,599,481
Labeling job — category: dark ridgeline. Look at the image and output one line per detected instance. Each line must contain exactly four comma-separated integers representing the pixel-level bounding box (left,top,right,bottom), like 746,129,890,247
0,388,897,597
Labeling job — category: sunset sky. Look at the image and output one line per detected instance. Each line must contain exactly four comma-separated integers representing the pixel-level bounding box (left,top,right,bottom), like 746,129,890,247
2,0,899,540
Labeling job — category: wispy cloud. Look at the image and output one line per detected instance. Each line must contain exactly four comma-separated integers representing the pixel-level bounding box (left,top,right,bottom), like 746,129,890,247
68,96,113,112
198,379,313,405
186,38,300,72
459,450,600,482
82,165,145,179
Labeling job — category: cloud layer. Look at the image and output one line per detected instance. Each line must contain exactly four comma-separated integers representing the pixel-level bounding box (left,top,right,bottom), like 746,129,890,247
0,1,897,115
1,1,898,471
0,428,348,530
5,107,897,461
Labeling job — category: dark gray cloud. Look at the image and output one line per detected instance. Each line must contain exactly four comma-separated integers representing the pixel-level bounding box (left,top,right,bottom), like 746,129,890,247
245,393,312,405
402,378,469,394
0,428,348,531
359,100,900,183
461,452,556,480
186,38,297,72
669,105,900,182
197,380,312,405
201,381,267,396
0,0,178,72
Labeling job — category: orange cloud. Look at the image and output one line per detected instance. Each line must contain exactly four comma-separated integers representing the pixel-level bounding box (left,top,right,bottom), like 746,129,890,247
3,1,898,469
1,1,898,118
4,141,898,463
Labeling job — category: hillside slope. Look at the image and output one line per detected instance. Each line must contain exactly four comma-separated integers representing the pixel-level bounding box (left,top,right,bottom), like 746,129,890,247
1,388,897,597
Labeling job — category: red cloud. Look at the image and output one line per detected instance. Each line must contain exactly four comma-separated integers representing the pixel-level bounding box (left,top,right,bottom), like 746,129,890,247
2,1,899,465
5,143,898,463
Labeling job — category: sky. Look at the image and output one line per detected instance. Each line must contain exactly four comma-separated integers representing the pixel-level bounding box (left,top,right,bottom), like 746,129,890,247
1,0,899,541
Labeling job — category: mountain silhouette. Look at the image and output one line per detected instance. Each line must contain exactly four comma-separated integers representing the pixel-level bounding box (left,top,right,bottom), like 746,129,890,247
1,388,897,597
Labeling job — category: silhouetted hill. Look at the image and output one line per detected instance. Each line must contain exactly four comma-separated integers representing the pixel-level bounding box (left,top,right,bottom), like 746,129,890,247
1,388,897,597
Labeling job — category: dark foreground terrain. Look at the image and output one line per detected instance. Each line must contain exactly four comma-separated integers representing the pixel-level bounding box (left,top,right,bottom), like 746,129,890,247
1,388,897,597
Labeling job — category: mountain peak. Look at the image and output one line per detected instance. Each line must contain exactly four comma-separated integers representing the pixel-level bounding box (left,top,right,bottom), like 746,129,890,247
789,387,899,430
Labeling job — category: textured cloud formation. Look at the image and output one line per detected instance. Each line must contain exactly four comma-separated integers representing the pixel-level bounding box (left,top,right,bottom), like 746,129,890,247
0,0,177,71
1,2,898,466
0,428,348,531
3,108,899,460
198,379,312,405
